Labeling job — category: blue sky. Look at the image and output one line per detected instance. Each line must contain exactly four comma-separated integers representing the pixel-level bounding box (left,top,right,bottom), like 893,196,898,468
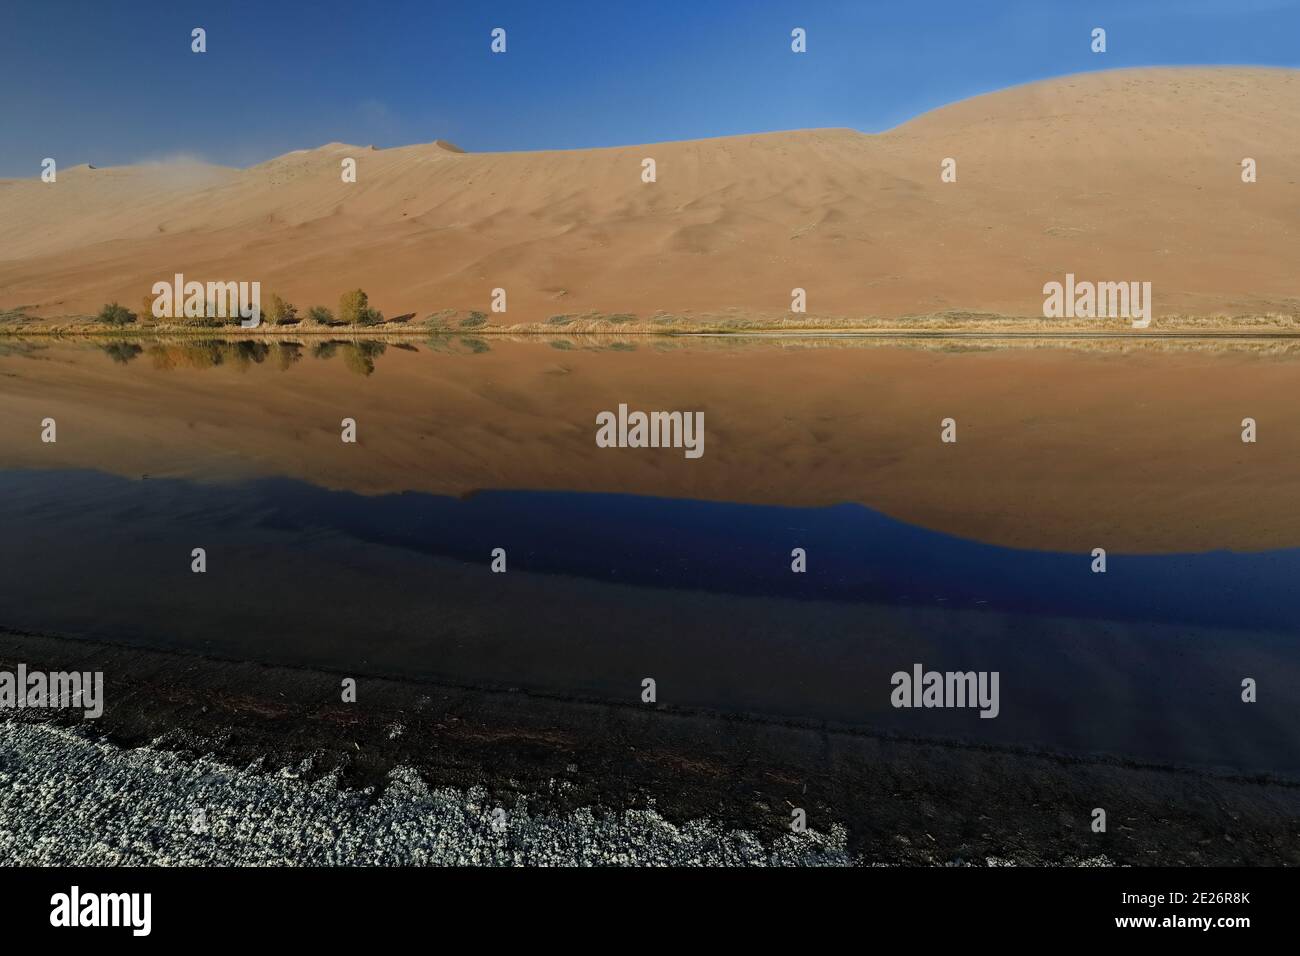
2,0,1297,176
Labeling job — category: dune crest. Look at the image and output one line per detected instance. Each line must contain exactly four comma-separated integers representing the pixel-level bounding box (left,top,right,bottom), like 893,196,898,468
2,67,1298,322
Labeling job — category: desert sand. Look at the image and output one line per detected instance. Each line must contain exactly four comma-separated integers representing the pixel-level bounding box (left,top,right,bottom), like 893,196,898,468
2,67,1298,324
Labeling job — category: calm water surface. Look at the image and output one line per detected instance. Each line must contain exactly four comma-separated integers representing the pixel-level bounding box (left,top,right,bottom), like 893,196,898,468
0,337,1296,776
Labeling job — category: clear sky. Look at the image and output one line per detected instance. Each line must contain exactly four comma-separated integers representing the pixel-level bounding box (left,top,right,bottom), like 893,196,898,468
2,0,1298,177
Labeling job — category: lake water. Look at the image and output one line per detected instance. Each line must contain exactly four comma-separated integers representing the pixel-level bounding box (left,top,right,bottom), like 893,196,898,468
1,336,1297,777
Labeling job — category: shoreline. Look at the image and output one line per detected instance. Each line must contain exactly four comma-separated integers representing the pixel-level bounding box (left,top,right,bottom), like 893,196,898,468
5,309,1300,339
2,627,1296,866
0,721,860,867
9,329,1300,340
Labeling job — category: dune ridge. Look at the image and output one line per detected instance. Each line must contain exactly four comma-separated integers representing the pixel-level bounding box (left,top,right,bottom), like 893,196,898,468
2,67,1298,324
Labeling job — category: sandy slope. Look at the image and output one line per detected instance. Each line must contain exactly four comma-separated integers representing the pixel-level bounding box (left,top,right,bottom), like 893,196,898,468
2,67,1298,323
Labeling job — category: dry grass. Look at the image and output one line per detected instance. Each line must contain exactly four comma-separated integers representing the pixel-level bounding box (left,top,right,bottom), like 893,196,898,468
5,306,1300,338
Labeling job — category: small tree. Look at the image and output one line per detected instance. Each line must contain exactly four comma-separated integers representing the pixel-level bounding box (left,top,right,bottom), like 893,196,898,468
338,289,369,325
266,293,299,325
96,302,136,325
307,305,334,325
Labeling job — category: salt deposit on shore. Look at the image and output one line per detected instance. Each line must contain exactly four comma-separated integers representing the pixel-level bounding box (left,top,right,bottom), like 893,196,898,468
0,721,858,866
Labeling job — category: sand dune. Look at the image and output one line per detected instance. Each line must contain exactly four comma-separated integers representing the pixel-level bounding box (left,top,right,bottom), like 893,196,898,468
2,67,1298,323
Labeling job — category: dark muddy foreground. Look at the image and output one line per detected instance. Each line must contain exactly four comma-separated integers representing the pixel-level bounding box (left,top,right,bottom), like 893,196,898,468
1,628,1296,866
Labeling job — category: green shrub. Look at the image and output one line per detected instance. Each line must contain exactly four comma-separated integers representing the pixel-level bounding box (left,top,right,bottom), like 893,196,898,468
459,311,488,329
95,302,137,325
307,306,334,325
266,293,299,326
219,303,259,327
